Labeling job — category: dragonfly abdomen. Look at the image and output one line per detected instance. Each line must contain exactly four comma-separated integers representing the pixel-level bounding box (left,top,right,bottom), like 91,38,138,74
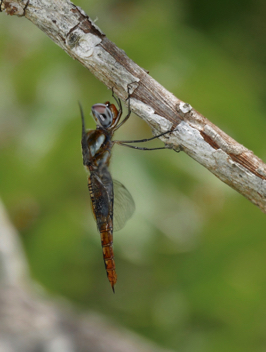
100,225,117,292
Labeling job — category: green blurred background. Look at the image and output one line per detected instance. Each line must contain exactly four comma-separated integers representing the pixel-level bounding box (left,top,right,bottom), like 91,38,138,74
1,0,266,351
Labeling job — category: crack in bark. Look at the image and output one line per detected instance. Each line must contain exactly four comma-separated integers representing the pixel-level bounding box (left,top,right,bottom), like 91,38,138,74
200,131,220,150
22,0,29,16
71,7,104,37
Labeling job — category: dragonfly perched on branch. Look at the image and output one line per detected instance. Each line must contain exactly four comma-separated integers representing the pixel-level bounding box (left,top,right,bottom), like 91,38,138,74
80,89,175,292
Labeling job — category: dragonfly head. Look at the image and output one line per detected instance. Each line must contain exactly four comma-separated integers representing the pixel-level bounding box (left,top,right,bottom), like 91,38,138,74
91,103,113,128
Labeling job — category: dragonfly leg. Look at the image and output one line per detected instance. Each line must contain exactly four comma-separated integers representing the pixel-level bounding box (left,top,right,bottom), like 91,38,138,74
114,128,177,144
114,128,183,151
111,87,122,113
117,142,182,152
116,143,169,151
113,86,132,131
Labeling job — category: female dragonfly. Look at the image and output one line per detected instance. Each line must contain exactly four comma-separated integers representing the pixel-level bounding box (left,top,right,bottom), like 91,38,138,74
80,90,172,292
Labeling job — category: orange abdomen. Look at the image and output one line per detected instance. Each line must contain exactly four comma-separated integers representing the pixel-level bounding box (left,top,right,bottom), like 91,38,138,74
100,223,117,292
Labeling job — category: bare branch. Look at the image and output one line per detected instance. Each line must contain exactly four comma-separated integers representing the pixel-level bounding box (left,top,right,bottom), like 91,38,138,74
1,0,266,213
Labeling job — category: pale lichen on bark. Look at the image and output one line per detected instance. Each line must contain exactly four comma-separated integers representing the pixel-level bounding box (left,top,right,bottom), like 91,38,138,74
1,0,266,213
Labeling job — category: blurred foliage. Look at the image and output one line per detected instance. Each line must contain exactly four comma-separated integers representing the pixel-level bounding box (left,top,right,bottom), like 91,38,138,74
1,0,266,351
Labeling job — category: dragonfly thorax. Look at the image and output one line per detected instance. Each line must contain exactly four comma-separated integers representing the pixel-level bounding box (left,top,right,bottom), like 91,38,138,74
86,129,113,171
89,132,106,157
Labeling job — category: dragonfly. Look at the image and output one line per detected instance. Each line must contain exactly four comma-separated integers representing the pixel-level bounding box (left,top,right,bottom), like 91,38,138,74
80,90,174,292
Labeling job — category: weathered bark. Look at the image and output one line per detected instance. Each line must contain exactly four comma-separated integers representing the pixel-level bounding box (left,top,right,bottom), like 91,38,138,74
1,0,266,213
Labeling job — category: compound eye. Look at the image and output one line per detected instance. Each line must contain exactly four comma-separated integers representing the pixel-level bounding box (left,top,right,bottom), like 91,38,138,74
91,104,113,128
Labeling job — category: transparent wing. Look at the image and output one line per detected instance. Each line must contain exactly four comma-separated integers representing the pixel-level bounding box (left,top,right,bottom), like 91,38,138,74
113,179,135,232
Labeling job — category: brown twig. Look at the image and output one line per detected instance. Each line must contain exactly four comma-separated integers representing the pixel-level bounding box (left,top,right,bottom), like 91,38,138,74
1,0,266,213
